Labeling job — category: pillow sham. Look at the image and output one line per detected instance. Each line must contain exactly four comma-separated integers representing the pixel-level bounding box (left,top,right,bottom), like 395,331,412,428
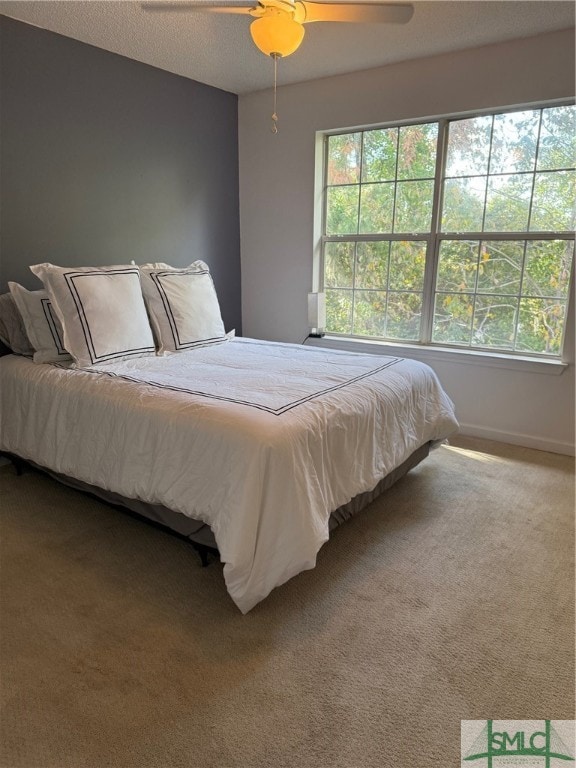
0,292,35,357
139,261,226,354
29,263,156,368
8,283,71,364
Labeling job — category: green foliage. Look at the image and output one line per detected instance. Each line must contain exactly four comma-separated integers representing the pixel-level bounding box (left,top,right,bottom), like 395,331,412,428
325,289,353,334
442,177,486,232
386,292,422,340
517,298,566,355
530,171,576,231
537,106,576,171
394,180,434,232
324,107,575,355
432,238,574,353
484,174,532,231
327,123,438,236
362,128,396,182
325,241,427,341
327,133,361,184
324,242,354,288
433,292,474,344
359,183,393,233
388,241,426,291
524,240,572,298
355,242,389,288
398,123,438,180
445,115,492,176
490,110,539,173
326,185,359,235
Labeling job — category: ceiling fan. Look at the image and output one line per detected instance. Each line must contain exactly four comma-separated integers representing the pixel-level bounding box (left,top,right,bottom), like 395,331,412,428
142,0,414,131
142,0,414,58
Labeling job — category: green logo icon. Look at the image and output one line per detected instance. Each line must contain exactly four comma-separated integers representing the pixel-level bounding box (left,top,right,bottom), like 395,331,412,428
462,720,574,767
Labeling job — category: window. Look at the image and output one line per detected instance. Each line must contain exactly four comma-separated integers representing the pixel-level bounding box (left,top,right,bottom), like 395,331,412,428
321,104,575,358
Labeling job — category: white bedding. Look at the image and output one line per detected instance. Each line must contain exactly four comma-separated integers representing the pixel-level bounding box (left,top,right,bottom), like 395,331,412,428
0,338,458,612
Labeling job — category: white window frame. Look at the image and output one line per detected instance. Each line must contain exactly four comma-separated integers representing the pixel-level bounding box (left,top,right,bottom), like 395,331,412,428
315,101,576,367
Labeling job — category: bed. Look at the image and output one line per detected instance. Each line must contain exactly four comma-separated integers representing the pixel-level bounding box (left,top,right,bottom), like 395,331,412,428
0,263,458,611
0,335,458,612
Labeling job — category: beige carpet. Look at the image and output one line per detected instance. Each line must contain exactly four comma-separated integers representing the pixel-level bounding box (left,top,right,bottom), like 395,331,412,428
0,436,574,768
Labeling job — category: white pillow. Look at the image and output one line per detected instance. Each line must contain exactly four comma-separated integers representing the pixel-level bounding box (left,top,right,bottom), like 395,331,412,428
139,261,226,354
29,263,156,368
0,292,35,357
8,282,72,364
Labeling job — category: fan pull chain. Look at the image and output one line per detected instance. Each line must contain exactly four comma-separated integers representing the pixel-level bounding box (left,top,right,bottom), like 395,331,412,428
271,53,279,134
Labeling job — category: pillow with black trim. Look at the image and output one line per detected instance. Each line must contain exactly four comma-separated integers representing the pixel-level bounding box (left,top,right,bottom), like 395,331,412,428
139,261,226,354
29,263,156,368
9,282,72,364
0,292,35,357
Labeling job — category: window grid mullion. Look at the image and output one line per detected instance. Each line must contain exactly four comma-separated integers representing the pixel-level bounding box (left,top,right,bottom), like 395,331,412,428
479,116,495,233
350,135,365,334
320,135,330,295
422,119,449,344
526,108,544,233
512,241,531,352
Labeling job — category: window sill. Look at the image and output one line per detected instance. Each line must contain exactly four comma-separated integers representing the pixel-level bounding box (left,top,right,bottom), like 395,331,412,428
303,335,569,375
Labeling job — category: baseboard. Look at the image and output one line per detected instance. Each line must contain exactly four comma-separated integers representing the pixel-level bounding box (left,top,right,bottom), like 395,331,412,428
457,423,575,457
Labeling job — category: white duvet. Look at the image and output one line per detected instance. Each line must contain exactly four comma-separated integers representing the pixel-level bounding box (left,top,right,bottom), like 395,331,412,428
0,338,458,612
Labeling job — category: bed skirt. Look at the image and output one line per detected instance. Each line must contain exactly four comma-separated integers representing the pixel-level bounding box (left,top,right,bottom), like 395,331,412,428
3,441,431,553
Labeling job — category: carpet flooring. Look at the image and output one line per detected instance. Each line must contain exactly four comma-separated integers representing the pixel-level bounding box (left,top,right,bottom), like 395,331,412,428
0,436,574,768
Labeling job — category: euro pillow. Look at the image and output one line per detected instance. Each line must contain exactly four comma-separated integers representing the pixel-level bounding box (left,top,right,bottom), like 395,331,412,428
0,292,35,356
29,263,156,368
8,283,72,364
139,261,226,354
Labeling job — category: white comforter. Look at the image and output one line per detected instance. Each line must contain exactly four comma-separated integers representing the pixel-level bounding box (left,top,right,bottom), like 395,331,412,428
0,338,458,612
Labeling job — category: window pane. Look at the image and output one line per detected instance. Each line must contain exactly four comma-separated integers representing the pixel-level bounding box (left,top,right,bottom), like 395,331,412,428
432,292,474,344
324,241,354,288
394,180,434,232
359,183,394,233
388,241,426,291
322,107,575,357
397,123,438,180
355,241,389,289
442,177,486,232
386,292,422,340
326,289,353,334
517,298,566,355
530,171,576,231
476,241,524,295
436,240,479,292
326,185,359,235
362,128,397,182
327,133,362,184
537,106,576,171
523,239,574,299
472,295,518,349
445,116,492,177
489,110,539,174
484,174,532,231
353,291,387,337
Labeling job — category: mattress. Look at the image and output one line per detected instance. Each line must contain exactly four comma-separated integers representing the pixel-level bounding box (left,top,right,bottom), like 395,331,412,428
0,337,458,612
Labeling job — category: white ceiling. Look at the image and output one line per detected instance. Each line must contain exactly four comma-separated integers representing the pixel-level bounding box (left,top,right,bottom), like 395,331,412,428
0,0,574,95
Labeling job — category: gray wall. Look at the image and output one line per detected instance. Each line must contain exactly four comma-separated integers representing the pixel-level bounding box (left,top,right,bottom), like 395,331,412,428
0,16,241,333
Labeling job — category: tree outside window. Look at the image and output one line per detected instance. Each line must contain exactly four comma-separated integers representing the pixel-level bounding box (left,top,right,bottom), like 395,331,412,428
321,105,575,357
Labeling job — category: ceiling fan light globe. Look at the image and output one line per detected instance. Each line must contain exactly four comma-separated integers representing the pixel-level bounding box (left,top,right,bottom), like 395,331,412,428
250,11,305,57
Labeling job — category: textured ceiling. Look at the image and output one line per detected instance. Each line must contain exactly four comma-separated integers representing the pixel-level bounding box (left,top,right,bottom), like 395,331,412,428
0,0,574,94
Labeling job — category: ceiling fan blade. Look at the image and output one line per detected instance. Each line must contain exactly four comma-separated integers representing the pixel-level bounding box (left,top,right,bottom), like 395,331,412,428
296,1,413,24
141,2,254,13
